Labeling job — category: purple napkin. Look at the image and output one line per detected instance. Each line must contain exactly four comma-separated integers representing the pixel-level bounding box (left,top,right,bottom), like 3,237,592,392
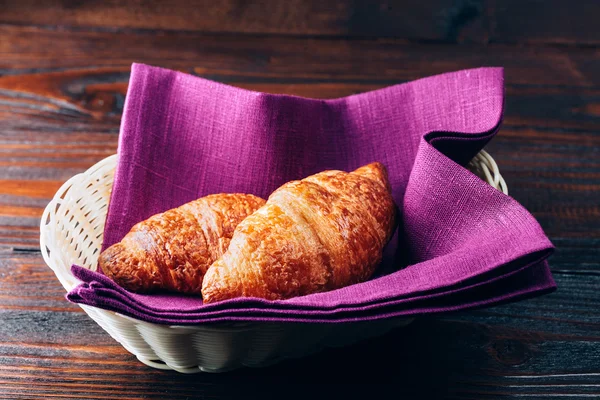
67,64,556,324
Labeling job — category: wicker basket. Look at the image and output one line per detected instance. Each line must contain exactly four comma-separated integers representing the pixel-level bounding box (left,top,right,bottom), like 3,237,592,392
40,151,507,373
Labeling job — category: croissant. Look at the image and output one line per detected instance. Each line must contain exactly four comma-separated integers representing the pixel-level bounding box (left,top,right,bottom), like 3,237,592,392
201,162,397,303
99,193,265,294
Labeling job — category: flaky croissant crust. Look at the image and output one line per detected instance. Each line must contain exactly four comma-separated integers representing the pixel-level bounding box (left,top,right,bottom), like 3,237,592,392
202,162,397,303
99,193,265,294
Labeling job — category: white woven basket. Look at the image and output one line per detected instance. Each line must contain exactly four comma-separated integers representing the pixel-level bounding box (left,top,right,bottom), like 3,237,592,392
40,151,507,373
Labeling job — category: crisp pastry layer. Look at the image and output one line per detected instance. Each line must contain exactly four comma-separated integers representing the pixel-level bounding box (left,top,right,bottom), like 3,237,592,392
100,193,266,294
202,163,397,303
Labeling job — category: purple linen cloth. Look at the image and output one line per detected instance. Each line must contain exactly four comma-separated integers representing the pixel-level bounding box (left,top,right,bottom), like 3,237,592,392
66,64,555,324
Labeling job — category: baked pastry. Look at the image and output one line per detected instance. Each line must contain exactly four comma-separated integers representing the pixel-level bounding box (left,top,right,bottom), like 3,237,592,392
201,162,396,303
99,194,265,294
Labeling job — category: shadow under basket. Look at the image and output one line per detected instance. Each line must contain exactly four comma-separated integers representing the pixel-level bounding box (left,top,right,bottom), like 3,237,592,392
40,151,508,373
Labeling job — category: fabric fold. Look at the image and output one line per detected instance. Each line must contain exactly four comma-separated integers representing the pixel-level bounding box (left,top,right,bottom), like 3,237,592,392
66,64,555,325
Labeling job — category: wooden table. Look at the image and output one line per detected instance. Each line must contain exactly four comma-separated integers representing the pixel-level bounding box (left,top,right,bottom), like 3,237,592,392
1,1,598,398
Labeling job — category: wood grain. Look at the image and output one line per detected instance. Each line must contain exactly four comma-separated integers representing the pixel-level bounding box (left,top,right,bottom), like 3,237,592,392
0,0,598,45
1,25,599,87
1,1,599,398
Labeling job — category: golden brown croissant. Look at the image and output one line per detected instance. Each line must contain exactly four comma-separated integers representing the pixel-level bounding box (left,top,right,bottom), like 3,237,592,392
99,193,265,294
201,162,397,303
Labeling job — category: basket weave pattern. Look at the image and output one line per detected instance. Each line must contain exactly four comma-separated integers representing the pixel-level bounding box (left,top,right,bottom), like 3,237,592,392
40,151,507,373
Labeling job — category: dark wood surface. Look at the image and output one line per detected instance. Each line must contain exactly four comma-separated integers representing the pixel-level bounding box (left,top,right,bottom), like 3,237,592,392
1,1,598,399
